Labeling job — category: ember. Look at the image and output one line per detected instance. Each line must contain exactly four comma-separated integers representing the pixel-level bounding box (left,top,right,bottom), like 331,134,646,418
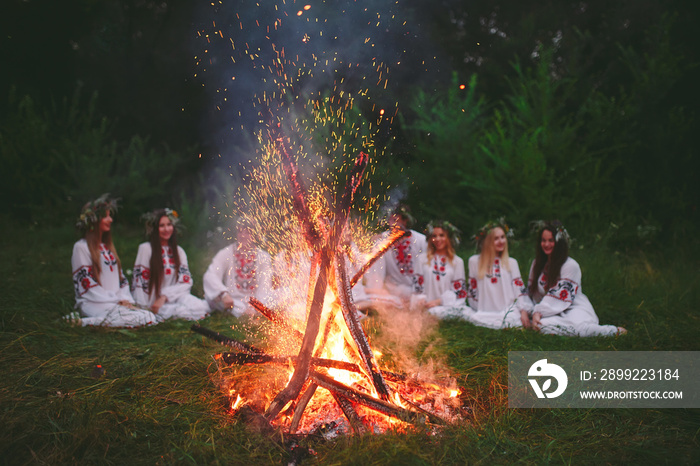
195,138,464,435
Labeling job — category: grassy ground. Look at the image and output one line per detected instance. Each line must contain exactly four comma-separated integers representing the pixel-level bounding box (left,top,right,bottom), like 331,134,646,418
1,218,698,465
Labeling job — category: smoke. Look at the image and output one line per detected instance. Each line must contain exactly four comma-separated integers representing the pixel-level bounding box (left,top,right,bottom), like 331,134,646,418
191,0,448,166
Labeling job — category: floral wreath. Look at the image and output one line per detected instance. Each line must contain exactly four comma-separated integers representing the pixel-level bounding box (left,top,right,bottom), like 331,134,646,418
425,220,462,248
393,204,416,228
530,219,570,245
76,193,119,231
471,217,514,250
142,208,183,236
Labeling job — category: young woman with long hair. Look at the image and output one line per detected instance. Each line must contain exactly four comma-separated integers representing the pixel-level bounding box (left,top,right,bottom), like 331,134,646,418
466,219,531,329
414,220,470,319
70,194,156,327
132,208,209,321
521,221,626,336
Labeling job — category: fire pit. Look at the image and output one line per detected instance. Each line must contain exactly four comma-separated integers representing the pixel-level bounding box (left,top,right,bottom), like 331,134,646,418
194,138,463,436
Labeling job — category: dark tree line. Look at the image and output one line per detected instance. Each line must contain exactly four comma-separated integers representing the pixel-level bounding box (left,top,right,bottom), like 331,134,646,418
1,0,697,241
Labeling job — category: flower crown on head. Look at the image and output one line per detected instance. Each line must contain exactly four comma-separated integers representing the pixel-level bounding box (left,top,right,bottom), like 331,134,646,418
392,204,416,228
530,219,570,245
76,193,119,231
426,220,462,248
142,208,182,236
471,217,514,250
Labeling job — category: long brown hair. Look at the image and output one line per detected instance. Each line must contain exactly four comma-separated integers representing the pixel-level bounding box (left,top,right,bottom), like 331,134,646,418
529,222,569,295
147,210,181,298
84,216,123,285
477,227,512,279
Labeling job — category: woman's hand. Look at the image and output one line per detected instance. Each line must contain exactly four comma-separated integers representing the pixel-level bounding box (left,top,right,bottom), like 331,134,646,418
221,293,234,310
426,299,442,309
152,295,168,314
531,312,542,331
118,300,137,310
520,310,531,328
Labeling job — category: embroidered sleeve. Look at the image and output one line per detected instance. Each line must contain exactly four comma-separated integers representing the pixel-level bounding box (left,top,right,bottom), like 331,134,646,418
533,259,582,317
73,266,98,297
178,264,193,284
132,265,150,293
545,278,578,304
452,278,467,301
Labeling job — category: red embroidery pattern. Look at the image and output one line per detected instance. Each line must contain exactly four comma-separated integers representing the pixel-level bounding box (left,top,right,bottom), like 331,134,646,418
392,237,415,276
468,277,478,302
234,250,257,292
486,258,501,284
452,278,467,300
513,277,527,296
132,265,150,292
73,266,98,296
99,244,117,272
431,256,447,282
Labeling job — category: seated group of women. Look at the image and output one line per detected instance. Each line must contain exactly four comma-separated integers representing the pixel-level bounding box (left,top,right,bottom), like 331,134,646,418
363,207,626,337
70,195,275,327
70,195,625,336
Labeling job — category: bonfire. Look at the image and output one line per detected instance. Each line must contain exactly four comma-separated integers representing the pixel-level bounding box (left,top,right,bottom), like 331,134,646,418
193,138,463,437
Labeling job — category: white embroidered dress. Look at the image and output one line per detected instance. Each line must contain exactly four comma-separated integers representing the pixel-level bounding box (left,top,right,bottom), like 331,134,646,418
414,253,470,319
528,257,618,337
203,243,273,317
466,255,530,329
365,229,427,308
71,239,156,327
132,243,209,321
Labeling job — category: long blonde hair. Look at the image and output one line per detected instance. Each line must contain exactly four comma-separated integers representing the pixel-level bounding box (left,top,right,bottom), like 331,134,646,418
427,226,456,264
84,222,123,285
477,227,511,279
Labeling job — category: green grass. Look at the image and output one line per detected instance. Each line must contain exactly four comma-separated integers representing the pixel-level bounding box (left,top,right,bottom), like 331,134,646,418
1,217,698,465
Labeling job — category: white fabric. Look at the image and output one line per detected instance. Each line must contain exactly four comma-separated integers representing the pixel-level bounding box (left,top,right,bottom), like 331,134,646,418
414,252,472,319
203,243,274,317
465,255,529,329
71,239,156,327
528,257,618,337
364,229,427,307
132,242,209,321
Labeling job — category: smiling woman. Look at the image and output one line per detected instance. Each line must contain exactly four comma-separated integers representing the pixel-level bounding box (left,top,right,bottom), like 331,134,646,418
522,220,626,337
131,208,210,321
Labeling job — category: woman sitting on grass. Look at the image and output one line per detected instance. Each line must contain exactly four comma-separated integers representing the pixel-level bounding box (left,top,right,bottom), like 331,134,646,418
203,221,273,317
70,194,156,327
466,219,531,329
414,220,471,319
132,208,209,321
521,220,626,337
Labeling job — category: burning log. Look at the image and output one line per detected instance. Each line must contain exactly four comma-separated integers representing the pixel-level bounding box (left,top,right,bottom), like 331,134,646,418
289,383,318,434
265,248,332,420
331,392,368,435
219,351,361,374
334,254,392,400
310,370,445,426
278,139,324,249
191,323,263,354
350,227,409,287
248,297,304,341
